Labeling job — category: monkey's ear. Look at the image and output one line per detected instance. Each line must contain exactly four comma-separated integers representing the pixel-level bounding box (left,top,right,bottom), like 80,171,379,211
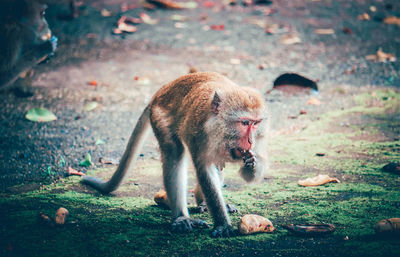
211,92,222,114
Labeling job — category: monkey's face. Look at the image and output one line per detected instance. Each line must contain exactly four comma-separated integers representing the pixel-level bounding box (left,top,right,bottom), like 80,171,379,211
227,117,263,160
22,1,52,42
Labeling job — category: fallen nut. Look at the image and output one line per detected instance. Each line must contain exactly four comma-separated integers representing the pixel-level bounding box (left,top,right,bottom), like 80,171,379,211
55,207,69,225
38,212,55,227
154,190,170,209
375,218,400,234
238,214,275,235
298,174,340,187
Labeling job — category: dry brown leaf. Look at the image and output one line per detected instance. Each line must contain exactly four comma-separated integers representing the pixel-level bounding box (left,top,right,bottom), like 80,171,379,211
298,174,340,187
238,214,275,235
384,16,400,26
68,166,85,176
54,207,69,225
146,0,184,9
375,218,400,234
377,48,396,62
314,28,335,35
154,190,170,208
358,13,370,20
307,97,322,105
281,34,301,45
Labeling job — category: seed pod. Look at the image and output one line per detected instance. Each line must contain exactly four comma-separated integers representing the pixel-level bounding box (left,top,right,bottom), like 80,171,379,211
238,214,275,235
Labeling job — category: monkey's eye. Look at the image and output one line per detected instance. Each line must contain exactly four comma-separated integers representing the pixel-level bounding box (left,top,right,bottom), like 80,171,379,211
241,120,250,126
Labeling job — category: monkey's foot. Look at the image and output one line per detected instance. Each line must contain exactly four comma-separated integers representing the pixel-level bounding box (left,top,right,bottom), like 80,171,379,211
211,224,238,238
226,203,238,213
171,216,209,233
196,202,238,214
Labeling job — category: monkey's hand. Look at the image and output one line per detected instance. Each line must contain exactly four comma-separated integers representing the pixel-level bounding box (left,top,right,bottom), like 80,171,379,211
211,224,238,238
171,216,209,233
239,150,264,182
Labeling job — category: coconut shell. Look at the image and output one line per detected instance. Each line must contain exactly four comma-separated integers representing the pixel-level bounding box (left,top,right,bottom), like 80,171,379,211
238,214,275,235
54,207,69,225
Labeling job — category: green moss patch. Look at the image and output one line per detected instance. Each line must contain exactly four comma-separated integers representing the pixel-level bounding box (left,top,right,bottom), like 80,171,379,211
1,89,400,257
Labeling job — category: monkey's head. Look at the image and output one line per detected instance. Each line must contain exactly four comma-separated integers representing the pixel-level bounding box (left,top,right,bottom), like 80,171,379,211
1,0,52,42
206,88,266,162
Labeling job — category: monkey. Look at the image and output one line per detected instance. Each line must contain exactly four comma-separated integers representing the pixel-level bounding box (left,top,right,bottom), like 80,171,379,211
82,72,268,237
0,0,57,89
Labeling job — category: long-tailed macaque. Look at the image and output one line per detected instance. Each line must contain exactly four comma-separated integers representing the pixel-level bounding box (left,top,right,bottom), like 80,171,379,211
0,0,57,89
82,72,268,237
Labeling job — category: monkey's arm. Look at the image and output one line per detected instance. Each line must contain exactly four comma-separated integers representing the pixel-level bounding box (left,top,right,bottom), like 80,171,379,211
82,105,151,194
0,36,57,89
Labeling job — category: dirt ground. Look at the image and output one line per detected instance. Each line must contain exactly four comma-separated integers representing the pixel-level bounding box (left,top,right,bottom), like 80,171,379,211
0,0,399,256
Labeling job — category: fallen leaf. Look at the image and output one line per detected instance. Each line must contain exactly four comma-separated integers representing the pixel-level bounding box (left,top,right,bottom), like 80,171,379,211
265,24,289,34
175,22,187,28
299,109,307,115
283,224,336,235
79,153,93,167
307,97,322,105
238,214,275,235
180,1,198,8
230,58,241,65
203,1,215,7
314,28,335,35
377,48,396,62
358,13,370,20
280,34,301,45
171,14,188,21
83,101,98,112
140,13,159,25
210,24,225,31
99,157,118,165
95,139,105,145
136,76,151,85
88,80,98,86
146,0,184,9
343,27,353,34
370,6,377,12
26,107,57,122
68,166,85,176
100,8,112,17
298,174,340,187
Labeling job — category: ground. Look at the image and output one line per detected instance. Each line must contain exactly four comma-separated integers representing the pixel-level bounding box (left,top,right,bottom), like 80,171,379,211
0,0,399,256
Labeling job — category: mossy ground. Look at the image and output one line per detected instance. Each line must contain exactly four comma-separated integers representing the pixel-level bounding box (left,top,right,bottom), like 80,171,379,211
1,89,399,257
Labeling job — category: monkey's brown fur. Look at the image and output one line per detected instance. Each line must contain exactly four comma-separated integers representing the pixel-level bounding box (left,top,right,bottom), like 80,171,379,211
83,72,268,237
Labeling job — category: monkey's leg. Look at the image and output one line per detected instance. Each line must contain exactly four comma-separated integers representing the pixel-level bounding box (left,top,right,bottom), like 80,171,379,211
162,143,208,233
195,164,237,237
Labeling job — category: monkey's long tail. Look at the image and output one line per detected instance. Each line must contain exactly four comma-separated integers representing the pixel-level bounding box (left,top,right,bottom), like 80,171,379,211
81,105,152,194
